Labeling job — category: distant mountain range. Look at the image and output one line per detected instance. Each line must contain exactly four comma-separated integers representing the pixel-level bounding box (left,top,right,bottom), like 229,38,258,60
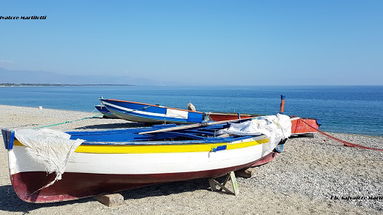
0,67,157,85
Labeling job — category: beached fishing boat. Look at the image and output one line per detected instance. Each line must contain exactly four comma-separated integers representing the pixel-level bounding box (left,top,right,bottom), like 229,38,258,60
1,115,291,203
100,98,205,124
95,105,118,118
99,98,320,135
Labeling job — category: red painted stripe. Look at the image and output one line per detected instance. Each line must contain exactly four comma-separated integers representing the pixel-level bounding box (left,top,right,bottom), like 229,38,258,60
208,113,253,121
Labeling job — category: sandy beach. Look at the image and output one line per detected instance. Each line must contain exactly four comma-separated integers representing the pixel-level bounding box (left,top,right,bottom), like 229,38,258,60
0,104,382,214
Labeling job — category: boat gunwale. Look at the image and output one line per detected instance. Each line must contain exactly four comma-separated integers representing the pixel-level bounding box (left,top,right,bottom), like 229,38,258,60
12,135,266,147
12,136,270,154
79,135,264,145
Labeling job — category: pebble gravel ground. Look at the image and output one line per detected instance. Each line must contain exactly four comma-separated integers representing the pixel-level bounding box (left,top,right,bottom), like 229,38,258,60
0,105,382,214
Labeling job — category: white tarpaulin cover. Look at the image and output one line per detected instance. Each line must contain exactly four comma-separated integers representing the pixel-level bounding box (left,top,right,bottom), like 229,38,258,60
14,128,84,189
218,114,292,154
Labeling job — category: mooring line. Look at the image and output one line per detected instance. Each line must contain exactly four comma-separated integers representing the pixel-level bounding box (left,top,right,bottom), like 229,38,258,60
301,120,383,152
34,114,103,129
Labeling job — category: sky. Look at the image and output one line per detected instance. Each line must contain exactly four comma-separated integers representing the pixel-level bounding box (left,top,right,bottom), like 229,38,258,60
0,0,382,85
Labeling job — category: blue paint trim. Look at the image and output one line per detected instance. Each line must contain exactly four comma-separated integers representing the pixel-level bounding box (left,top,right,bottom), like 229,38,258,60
102,99,167,114
95,105,111,114
211,145,227,152
1,129,15,150
187,111,204,123
164,131,206,140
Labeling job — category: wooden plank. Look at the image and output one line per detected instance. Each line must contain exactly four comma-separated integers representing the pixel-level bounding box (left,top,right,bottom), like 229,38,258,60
95,193,124,207
230,171,239,196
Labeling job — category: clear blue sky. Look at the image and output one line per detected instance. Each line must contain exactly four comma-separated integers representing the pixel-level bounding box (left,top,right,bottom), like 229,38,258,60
1,0,382,85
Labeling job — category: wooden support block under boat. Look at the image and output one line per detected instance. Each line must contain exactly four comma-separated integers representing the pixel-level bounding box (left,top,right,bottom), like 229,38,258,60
95,193,124,207
208,171,239,196
235,168,256,178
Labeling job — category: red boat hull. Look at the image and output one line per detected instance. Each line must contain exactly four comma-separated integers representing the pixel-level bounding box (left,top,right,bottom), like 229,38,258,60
290,118,319,135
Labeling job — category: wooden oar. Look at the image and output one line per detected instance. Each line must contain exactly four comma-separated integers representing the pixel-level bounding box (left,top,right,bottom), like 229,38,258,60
138,118,251,135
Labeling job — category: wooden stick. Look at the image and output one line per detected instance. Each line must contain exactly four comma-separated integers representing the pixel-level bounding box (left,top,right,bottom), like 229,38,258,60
138,118,250,135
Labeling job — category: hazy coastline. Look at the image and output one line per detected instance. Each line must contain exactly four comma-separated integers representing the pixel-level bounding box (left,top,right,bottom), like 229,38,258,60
0,83,134,87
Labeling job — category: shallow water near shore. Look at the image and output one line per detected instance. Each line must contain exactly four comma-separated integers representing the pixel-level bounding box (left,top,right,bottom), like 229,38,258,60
0,85,382,136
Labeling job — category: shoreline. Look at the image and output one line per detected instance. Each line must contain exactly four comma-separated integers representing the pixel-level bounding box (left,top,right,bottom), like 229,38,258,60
0,104,382,214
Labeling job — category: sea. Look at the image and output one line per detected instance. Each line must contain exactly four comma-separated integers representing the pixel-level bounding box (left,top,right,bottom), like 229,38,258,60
0,85,382,136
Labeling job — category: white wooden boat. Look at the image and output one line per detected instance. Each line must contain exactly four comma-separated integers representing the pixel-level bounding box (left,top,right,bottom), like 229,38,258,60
1,115,291,203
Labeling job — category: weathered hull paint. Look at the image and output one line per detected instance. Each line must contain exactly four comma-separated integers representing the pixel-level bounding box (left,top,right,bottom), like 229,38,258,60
11,159,262,203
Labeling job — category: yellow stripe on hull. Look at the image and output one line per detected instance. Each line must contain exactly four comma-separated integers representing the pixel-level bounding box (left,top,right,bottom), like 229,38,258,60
13,138,269,154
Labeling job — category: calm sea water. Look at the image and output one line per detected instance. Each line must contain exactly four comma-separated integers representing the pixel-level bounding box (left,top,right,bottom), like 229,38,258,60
0,86,382,136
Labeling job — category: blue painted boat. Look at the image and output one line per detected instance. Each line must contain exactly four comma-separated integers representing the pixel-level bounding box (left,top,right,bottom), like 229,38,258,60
100,98,205,124
95,105,118,118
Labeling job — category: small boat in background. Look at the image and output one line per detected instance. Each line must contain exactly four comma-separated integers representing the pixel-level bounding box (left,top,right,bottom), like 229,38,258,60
1,115,291,203
100,98,205,124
